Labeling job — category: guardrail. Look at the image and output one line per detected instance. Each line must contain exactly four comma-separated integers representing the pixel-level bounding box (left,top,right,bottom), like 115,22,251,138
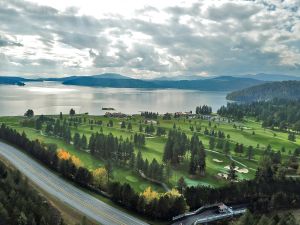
172,203,221,221
193,208,247,224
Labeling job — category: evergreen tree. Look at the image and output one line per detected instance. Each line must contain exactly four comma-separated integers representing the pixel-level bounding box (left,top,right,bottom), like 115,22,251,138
69,108,75,116
177,177,187,194
209,136,215,149
247,145,254,160
105,161,113,182
228,161,237,181
73,132,81,149
81,134,87,149
127,122,132,131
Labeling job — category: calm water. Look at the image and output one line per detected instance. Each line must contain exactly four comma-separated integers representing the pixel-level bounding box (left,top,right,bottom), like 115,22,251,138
0,82,229,116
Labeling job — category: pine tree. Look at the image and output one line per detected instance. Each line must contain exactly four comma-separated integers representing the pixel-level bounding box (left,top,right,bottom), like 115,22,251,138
209,136,215,149
105,161,113,182
228,161,237,181
177,177,187,194
127,122,132,131
73,133,81,149
247,145,254,160
81,134,87,149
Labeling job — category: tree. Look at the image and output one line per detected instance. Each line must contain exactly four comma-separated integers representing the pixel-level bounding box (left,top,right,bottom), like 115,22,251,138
24,109,34,117
105,161,113,182
223,141,230,155
228,162,237,181
177,177,187,194
233,210,255,225
35,119,42,130
246,146,254,160
59,112,63,120
288,133,296,142
127,122,132,131
69,108,75,116
81,134,87,149
75,167,92,186
165,161,172,182
209,136,215,149
92,167,108,189
73,133,81,149
139,124,143,132
121,121,126,129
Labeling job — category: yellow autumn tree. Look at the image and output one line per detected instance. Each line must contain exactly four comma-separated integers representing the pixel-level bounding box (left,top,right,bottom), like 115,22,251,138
92,168,108,189
163,188,181,199
57,149,70,160
57,149,82,168
141,187,159,203
71,155,82,168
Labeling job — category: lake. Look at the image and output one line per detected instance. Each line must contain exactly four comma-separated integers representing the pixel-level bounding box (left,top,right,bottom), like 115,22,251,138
0,82,229,116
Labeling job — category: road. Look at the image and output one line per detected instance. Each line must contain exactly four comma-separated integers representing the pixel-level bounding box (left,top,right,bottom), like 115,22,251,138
172,206,247,225
0,141,148,225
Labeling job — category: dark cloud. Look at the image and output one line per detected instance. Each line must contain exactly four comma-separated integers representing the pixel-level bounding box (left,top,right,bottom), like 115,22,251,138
0,0,299,77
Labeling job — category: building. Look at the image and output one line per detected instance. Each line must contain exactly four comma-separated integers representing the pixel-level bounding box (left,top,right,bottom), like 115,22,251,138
218,203,228,214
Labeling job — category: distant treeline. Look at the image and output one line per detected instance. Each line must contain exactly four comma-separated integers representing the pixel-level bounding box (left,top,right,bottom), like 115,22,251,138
218,98,300,131
226,80,300,102
0,160,64,225
195,105,212,115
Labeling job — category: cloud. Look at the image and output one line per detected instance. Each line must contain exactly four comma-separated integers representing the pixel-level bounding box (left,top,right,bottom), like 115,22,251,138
0,35,23,47
0,0,299,78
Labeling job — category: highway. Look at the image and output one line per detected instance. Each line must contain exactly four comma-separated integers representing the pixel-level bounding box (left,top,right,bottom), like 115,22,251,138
0,141,148,225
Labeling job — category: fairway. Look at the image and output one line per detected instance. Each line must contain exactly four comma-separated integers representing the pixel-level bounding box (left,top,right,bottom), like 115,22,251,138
0,113,298,193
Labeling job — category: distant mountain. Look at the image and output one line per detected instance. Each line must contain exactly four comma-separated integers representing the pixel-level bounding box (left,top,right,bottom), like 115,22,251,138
63,75,265,91
91,73,131,79
63,77,159,88
238,73,300,81
0,74,267,91
0,76,29,85
153,75,209,81
226,80,300,102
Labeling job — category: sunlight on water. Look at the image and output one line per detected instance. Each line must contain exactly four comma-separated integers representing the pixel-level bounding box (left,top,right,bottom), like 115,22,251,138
25,87,77,94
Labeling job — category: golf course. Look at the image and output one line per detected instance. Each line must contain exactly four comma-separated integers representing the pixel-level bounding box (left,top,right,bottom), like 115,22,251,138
0,111,299,193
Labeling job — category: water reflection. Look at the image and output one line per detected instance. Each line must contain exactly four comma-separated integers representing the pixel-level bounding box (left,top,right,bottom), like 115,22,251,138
0,82,229,116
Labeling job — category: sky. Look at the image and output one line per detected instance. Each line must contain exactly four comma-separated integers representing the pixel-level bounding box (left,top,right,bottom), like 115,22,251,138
0,0,300,78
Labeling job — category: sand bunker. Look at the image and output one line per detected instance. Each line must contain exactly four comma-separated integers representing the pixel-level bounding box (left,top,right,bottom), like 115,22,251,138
224,165,249,174
218,173,228,179
236,168,249,173
242,126,252,130
213,159,223,163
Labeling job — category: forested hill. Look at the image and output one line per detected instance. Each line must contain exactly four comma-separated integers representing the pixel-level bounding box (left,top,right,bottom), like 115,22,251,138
226,80,300,102
0,76,28,85
62,76,265,91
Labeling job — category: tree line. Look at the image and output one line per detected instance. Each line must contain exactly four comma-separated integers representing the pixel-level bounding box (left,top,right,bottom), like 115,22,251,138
218,99,300,132
0,160,64,225
195,105,212,115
